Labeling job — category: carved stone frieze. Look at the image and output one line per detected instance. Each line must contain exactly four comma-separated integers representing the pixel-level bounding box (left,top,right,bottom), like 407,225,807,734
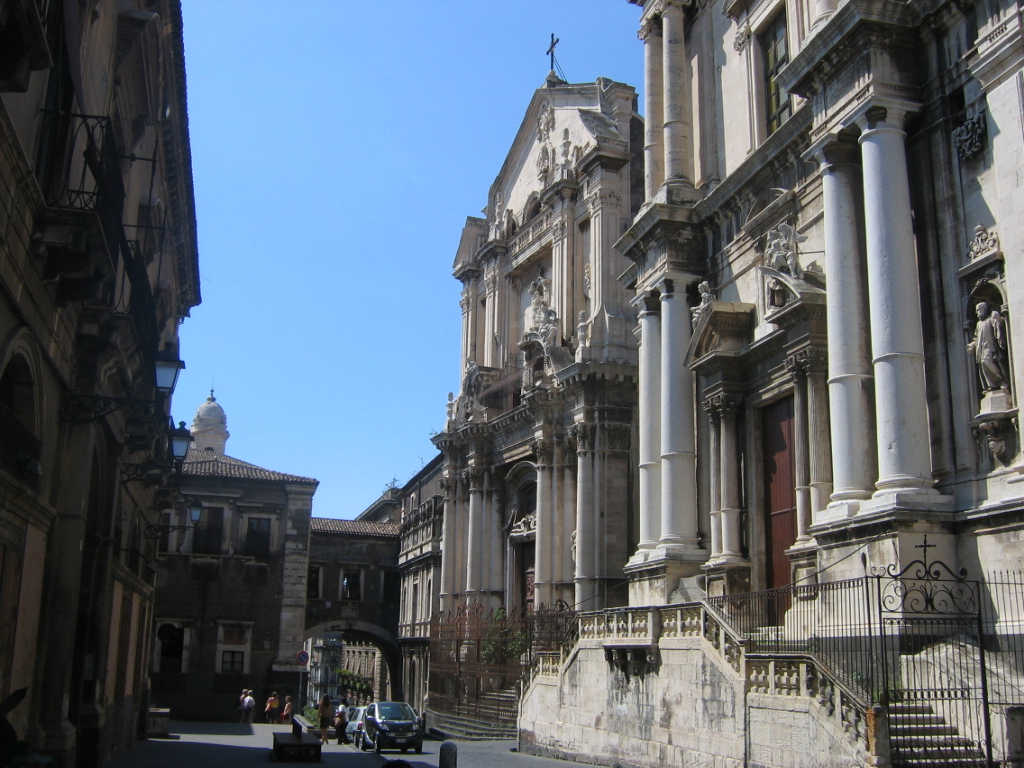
600,423,632,452
953,112,987,161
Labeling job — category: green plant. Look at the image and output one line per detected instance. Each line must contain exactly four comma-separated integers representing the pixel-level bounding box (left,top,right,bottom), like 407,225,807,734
303,705,318,723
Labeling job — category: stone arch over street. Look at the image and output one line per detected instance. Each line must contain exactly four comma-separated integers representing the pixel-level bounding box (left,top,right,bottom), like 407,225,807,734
303,619,403,702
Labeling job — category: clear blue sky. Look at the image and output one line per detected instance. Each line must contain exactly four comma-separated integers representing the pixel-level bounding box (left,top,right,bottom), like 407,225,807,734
175,1,645,518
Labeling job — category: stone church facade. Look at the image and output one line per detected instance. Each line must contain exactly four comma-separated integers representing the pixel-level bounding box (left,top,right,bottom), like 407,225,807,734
515,1,1024,767
433,75,645,618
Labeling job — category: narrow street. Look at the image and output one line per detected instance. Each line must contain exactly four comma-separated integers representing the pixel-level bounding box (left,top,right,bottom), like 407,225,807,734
102,723,587,768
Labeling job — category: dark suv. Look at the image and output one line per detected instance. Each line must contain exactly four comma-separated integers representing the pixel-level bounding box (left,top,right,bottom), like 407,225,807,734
360,701,422,754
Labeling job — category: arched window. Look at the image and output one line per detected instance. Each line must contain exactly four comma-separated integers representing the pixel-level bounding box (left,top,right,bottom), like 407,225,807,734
0,355,41,488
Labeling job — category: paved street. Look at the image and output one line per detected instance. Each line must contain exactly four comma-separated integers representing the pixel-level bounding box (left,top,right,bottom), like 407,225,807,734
102,722,588,768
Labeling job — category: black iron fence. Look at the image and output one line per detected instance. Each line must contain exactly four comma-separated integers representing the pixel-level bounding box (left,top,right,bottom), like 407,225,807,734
428,601,575,725
706,551,1024,768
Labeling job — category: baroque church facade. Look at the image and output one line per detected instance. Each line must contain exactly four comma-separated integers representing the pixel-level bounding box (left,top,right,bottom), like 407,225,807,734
433,75,645,616
428,0,1024,766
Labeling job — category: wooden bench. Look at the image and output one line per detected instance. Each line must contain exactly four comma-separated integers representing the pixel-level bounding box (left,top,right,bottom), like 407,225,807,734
271,715,322,763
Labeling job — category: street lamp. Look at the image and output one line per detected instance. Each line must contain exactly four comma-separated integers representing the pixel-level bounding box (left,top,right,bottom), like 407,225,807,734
154,350,185,396
62,349,186,423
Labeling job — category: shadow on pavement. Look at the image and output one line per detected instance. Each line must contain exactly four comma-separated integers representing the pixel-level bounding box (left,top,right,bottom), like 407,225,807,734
168,721,256,736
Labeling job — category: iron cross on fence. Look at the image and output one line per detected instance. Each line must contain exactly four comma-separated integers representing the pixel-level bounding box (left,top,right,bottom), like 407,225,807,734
547,33,559,70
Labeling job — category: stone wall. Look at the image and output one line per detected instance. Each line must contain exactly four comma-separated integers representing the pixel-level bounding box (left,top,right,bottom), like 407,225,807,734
519,605,869,768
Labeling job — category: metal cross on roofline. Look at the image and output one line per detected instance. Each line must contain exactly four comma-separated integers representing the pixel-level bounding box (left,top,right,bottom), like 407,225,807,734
547,33,559,71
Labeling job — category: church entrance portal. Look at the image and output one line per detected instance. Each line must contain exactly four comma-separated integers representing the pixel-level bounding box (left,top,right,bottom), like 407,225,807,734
762,396,797,592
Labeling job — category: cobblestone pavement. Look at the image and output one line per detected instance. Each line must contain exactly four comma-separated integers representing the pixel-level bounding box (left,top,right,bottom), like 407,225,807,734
101,722,591,768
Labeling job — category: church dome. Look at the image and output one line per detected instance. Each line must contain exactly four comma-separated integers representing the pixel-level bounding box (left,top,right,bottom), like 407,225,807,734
191,391,230,453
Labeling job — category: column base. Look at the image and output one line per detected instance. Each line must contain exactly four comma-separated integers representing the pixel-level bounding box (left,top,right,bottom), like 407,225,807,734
861,489,955,515
702,559,751,597
625,551,708,606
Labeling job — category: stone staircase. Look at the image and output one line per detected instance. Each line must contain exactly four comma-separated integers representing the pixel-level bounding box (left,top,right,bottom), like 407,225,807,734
427,687,519,740
888,703,987,767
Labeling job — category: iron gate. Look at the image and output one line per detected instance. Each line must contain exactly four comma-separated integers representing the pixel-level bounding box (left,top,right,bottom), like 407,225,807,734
872,539,991,768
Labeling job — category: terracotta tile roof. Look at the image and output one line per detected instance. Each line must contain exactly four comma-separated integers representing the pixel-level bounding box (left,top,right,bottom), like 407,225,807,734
310,518,399,537
183,447,318,485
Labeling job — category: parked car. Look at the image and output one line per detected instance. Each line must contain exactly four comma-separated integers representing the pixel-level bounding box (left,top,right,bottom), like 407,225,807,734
359,701,422,754
346,706,367,746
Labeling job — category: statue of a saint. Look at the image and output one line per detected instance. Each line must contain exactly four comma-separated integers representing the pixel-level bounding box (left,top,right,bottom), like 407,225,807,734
967,301,1010,392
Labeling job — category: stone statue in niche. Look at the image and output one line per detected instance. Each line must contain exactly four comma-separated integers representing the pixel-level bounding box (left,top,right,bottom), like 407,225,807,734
765,222,806,279
574,310,591,362
767,276,788,308
967,300,1010,393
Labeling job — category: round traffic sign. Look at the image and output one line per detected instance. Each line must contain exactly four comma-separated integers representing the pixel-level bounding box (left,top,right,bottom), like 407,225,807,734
296,650,309,665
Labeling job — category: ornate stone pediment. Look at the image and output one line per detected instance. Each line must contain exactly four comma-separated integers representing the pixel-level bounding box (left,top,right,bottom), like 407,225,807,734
759,265,826,326
686,301,756,368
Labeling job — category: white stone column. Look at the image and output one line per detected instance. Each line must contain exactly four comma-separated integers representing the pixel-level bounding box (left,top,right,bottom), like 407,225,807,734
659,278,700,549
817,139,876,509
574,424,595,609
786,357,812,543
716,395,743,557
805,351,833,518
704,401,722,558
438,476,457,612
812,0,839,30
858,108,935,497
662,0,693,186
486,472,504,604
534,440,554,608
465,467,484,596
636,294,662,552
640,17,664,201
560,443,577,605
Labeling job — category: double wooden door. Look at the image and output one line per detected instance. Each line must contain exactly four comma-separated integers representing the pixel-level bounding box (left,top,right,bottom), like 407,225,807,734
762,396,797,591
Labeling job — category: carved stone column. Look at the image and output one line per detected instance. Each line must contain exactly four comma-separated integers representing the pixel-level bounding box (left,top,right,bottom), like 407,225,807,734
464,466,485,596
571,424,594,609
815,138,876,513
858,108,936,498
811,0,839,30
703,399,722,558
635,293,662,555
659,277,700,551
662,0,693,190
559,437,577,606
438,475,458,612
640,16,665,201
785,355,812,544
534,440,555,608
715,394,743,558
804,350,833,519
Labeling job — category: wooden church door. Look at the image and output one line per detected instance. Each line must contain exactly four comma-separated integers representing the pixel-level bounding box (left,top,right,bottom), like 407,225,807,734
762,395,797,591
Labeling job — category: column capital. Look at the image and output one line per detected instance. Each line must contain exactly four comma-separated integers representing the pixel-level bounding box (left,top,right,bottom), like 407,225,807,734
853,103,918,135
786,348,828,378
569,422,596,452
632,288,662,314
704,393,742,417
462,467,486,491
533,439,554,466
638,16,662,41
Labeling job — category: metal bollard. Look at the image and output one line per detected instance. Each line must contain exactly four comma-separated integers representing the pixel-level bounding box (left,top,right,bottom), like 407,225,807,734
439,740,457,768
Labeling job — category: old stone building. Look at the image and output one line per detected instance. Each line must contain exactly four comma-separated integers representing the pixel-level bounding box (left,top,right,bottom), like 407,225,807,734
0,1,198,764
151,394,318,720
396,454,444,716
519,1,1024,767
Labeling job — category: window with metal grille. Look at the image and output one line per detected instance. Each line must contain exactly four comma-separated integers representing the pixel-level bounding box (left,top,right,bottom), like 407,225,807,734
761,12,791,135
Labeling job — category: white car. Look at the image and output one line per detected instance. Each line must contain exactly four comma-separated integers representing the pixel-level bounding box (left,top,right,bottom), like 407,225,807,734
346,706,367,745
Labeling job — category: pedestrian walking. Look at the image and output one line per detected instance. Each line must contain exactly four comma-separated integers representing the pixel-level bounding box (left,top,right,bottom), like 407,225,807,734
280,695,293,724
317,695,332,745
334,698,349,744
237,689,248,723
242,690,255,724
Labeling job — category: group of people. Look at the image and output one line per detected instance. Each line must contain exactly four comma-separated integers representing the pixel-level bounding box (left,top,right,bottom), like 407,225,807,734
317,695,351,745
237,689,293,724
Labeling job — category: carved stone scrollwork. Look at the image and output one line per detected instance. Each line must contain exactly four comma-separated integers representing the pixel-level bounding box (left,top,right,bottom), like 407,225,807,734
462,467,485,491
785,348,827,378
533,440,554,466
438,477,455,497
569,422,596,452
953,112,987,161
734,23,751,52
637,17,661,42
704,393,743,418
968,224,1000,261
